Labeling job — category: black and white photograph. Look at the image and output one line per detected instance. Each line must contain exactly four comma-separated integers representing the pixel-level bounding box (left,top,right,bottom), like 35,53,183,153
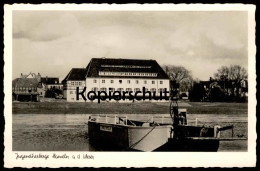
4,4,256,168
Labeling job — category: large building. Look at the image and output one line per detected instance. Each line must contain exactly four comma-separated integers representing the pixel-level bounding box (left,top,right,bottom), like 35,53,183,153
62,58,170,102
12,78,42,102
13,72,64,100
41,77,63,90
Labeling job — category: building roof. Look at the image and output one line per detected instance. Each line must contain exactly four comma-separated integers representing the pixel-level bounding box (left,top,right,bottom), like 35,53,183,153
41,77,59,84
13,92,39,95
12,78,40,88
85,58,169,79
62,68,88,82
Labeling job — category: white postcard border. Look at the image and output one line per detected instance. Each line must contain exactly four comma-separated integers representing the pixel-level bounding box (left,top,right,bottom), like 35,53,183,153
4,4,256,168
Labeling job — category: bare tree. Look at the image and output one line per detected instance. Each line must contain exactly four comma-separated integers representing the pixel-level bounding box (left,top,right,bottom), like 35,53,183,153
214,66,230,81
214,65,248,98
162,65,193,92
214,65,247,82
229,65,248,81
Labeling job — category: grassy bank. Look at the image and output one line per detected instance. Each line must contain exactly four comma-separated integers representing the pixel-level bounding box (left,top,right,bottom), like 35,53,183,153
12,101,248,115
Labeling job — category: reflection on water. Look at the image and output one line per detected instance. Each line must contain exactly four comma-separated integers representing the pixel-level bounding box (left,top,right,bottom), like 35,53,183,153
13,114,247,151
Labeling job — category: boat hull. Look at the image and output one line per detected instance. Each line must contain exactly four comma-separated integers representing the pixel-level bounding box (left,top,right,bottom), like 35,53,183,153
88,121,172,151
155,138,220,151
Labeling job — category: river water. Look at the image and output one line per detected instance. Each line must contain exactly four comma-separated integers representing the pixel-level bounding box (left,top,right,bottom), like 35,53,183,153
12,114,247,151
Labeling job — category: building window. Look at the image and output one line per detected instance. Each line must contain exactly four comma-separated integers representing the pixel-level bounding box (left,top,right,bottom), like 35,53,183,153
109,88,115,92
127,80,131,84
152,81,155,84
158,88,164,93
144,80,147,84
92,87,98,93
160,81,163,84
71,82,74,86
100,87,107,92
117,88,123,92
134,88,140,92
70,91,73,94
126,88,132,92
79,82,82,86
102,80,105,83
150,88,156,93
93,80,97,83
111,80,114,83
136,80,139,84
119,80,122,84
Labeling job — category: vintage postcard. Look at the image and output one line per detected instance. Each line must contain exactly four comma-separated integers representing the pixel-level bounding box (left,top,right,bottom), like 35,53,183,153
4,4,256,168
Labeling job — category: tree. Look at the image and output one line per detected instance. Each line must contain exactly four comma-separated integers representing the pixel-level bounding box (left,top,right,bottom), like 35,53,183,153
162,65,193,92
209,85,225,102
214,65,248,101
229,65,248,81
45,87,63,98
189,82,206,102
214,65,247,82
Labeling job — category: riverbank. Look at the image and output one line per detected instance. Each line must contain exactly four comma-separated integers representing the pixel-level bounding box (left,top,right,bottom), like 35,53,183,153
12,101,248,115
13,114,247,151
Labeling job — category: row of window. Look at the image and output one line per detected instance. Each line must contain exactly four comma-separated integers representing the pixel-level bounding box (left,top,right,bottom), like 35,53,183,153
101,65,152,69
99,71,157,77
12,87,37,91
71,81,83,86
70,88,166,94
47,85,62,89
94,79,164,84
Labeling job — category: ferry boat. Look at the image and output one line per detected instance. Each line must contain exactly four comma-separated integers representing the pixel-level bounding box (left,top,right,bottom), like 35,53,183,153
87,100,235,151
88,116,172,151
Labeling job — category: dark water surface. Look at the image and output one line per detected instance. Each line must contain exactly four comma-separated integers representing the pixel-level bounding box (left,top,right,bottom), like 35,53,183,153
13,114,247,151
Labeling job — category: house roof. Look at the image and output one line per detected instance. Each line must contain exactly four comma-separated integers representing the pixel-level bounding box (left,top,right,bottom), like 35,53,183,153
21,72,41,79
12,78,40,88
85,58,169,79
62,68,88,82
41,77,59,84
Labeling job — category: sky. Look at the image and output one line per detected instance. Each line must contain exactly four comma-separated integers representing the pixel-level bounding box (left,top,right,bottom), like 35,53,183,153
12,10,248,81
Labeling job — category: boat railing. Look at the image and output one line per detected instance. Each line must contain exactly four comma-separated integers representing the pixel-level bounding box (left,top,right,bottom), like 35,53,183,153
88,114,174,125
195,117,247,126
89,114,129,125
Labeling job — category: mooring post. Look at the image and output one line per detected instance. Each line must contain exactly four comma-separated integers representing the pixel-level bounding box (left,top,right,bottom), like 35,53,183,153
232,126,234,138
151,116,153,123
114,115,117,124
105,115,108,123
162,116,164,124
214,125,221,138
195,118,198,126
125,116,127,125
